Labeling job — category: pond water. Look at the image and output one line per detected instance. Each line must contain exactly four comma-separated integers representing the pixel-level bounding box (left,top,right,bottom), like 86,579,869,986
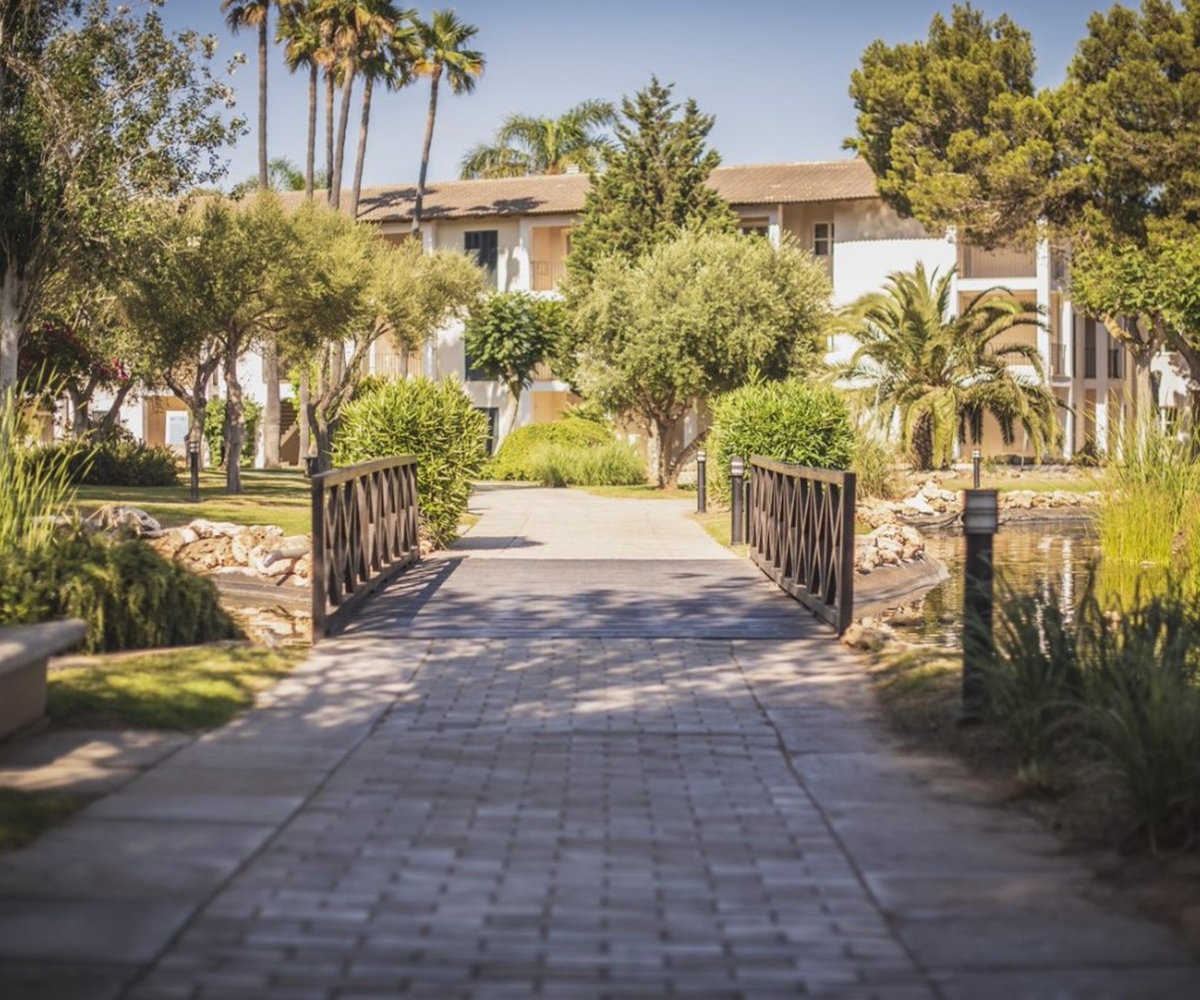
880,520,1101,647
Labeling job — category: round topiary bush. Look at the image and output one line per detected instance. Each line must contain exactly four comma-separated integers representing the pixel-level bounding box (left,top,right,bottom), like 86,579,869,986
333,377,489,548
708,381,855,501
488,416,614,481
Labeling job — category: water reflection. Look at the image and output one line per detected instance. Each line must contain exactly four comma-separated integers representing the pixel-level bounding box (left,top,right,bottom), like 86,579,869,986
882,523,1100,647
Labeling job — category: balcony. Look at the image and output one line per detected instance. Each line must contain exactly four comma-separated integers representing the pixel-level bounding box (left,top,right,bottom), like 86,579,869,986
959,245,1037,280
531,259,566,292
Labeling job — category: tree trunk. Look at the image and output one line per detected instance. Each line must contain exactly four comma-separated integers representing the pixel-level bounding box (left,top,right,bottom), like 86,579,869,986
66,387,89,436
299,370,311,461
910,412,935,471
305,63,318,201
223,340,245,495
330,71,355,210
350,75,374,220
257,17,269,190
95,381,133,438
324,71,335,205
262,338,281,467
500,385,521,441
412,69,442,238
651,415,675,489
0,270,25,391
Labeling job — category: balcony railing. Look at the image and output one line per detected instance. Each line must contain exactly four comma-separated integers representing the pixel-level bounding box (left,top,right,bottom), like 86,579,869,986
531,259,565,292
959,245,1037,280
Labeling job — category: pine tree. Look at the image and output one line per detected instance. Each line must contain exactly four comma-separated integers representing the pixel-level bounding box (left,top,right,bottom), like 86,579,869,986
565,77,737,286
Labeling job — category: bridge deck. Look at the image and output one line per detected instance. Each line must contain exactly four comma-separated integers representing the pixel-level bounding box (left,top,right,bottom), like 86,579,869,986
1,486,1196,999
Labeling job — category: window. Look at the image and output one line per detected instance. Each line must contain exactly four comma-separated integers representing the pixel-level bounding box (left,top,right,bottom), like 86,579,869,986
739,217,769,238
813,222,834,257
1108,344,1125,379
464,230,499,288
1084,318,1097,379
463,346,489,382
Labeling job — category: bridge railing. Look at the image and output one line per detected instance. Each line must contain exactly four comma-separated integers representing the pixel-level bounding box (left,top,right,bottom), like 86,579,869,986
747,456,856,634
311,456,420,640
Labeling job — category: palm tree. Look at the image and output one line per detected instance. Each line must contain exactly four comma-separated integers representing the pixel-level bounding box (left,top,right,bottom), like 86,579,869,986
220,1,274,190
460,100,616,179
350,6,417,217
321,0,409,211
833,263,1060,470
411,10,483,237
278,0,326,200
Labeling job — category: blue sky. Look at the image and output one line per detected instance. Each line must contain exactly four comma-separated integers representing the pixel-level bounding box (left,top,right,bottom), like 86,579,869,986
157,0,1107,191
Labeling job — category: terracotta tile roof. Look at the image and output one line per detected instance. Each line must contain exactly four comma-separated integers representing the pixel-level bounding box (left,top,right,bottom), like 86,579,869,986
279,159,878,223
709,159,878,205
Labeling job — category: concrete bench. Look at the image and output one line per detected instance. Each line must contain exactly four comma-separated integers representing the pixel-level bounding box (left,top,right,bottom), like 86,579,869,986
0,620,88,739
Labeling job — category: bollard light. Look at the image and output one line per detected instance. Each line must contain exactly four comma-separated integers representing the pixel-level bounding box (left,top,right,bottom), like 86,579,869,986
187,437,201,502
961,488,999,718
730,456,746,546
696,450,708,513
972,447,982,489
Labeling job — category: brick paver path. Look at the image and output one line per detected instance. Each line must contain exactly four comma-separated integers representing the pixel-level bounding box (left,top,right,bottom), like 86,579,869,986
2,485,1199,998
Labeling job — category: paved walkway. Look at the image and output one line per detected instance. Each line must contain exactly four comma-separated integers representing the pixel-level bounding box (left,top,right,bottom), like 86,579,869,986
2,485,1199,998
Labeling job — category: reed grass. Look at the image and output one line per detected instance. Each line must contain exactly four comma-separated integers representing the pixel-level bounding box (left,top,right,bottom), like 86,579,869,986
0,388,79,555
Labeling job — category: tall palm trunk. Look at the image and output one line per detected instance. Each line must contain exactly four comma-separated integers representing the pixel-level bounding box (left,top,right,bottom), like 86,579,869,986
257,17,269,189
305,63,318,200
911,412,936,471
324,71,335,205
330,71,355,210
350,75,374,219
412,67,442,238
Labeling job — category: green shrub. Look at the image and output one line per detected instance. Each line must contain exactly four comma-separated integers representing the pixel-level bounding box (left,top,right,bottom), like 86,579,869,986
0,529,240,653
709,381,855,501
333,377,488,547
528,441,647,487
851,424,899,500
1,388,76,555
204,398,263,467
488,416,614,481
21,435,179,488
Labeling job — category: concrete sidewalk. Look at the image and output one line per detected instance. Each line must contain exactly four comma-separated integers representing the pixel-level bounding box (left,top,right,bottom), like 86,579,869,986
1,486,1197,998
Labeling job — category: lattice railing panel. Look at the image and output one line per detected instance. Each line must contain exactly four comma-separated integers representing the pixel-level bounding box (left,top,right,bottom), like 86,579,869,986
311,456,421,640
747,457,855,634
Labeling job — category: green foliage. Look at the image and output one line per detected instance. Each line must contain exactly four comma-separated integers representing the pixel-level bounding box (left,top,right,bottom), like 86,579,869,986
0,529,240,653
0,387,76,555
0,789,87,854
333,377,488,547
569,229,832,487
833,264,1059,470
1098,421,1200,573
527,441,646,488
460,99,616,178
1,0,243,386
204,397,264,466
850,423,899,500
847,3,1050,248
24,436,179,488
46,645,301,731
488,417,615,481
564,77,738,287
464,292,565,393
988,567,1200,850
709,380,855,502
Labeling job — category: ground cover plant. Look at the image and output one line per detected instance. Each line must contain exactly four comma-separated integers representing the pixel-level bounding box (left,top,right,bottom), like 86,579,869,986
0,789,88,854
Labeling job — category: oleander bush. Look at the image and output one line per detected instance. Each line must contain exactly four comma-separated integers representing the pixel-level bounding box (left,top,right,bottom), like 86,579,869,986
487,416,614,481
333,376,488,547
20,434,179,488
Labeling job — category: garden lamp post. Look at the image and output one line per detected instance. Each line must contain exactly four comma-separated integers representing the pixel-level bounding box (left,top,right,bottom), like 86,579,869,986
187,437,201,502
973,446,982,489
696,450,707,513
730,456,746,546
962,487,999,717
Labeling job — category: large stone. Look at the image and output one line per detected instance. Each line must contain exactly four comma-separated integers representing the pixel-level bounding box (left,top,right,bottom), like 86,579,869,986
83,505,162,538
175,536,235,571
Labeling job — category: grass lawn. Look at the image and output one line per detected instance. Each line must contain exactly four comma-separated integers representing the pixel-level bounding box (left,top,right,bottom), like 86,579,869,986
0,789,89,853
74,468,311,536
938,471,1103,494
46,644,305,731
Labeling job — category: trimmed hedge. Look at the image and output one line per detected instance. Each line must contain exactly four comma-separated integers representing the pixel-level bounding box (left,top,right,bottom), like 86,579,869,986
333,377,489,548
709,381,855,501
488,417,614,481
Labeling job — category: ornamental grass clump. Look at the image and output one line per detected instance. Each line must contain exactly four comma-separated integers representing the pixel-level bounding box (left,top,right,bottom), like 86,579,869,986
0,388,77,556
527,440,646,488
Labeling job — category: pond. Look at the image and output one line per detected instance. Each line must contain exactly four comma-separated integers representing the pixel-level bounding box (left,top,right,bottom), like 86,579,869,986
880,520,1101,648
